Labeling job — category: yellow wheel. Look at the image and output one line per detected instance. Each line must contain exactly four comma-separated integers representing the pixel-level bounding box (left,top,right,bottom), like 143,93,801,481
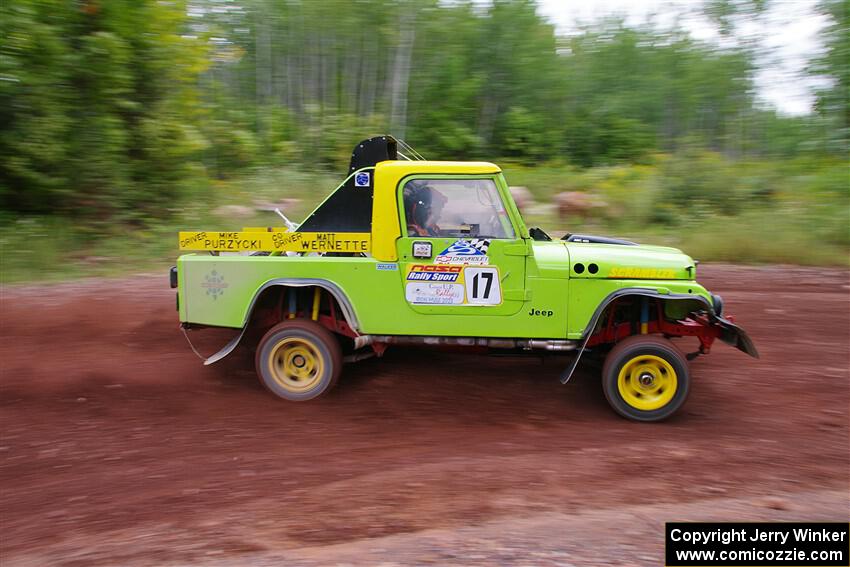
616,355,677,411
256,320,342,401
602,335,689,422
268,338,325,393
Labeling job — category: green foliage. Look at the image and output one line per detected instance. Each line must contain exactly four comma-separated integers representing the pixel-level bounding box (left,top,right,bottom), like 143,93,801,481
503,156,849,266
0,0,208,219
811,0,850,153
499,107,551,162
205,119,260,175
3,0,844,200
0,0,846,279
199,0,827,166
3,157,846,285
656,152,741,217
564,111,656,167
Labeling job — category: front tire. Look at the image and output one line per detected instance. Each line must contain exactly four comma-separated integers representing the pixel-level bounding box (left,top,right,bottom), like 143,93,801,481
255,320,342,401
602,335,689,422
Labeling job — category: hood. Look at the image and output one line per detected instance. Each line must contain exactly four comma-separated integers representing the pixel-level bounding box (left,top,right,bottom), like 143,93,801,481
564,240,696,280
528,235,696,281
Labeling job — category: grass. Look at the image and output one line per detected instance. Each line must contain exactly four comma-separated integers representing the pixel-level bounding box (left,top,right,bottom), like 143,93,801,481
0,167,336,284
1,158,847,285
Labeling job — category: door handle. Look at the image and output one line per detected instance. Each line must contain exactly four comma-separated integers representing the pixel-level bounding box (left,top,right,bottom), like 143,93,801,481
504,289,531,301
503,244,530,256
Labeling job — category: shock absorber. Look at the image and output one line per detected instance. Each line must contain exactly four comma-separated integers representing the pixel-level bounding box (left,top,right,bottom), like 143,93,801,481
640,297,650,334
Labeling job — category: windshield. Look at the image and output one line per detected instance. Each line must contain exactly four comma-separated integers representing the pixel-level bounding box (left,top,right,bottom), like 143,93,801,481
402,178,515,239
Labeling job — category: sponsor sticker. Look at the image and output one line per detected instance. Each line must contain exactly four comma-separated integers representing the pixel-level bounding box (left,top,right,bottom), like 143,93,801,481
434,239,491,265
404,264,502,305
376,263,398,271
412,241,432,259
406,264,462,282
354,171,371,187
405,282,465,305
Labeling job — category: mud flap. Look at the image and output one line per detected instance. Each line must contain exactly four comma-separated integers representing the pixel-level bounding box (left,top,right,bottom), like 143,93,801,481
203,329,247,365
181,325,247,366
714,316,759,358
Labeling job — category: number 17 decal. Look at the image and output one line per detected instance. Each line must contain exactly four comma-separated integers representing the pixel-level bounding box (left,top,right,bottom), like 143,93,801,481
464,267,501,305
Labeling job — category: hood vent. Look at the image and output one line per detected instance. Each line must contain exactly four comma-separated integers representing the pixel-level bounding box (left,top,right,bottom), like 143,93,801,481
563,233,637,246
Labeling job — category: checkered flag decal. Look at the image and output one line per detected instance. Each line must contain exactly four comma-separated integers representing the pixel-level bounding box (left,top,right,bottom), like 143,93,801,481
468,238,490,254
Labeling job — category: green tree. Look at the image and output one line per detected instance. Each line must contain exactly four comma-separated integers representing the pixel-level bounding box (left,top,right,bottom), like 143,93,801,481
0,0,208,218
811,0,850,153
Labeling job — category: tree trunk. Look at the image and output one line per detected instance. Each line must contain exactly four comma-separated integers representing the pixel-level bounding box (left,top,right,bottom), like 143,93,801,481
389,7,416,139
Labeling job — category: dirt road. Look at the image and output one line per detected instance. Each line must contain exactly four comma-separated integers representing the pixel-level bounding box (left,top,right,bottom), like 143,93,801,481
1,265,848,566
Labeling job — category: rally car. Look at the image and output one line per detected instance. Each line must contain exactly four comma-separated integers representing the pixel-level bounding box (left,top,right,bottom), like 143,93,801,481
172,136,757,421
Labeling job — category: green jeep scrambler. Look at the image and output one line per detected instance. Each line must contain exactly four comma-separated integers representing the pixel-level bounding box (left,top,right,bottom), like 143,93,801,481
173,136,757,422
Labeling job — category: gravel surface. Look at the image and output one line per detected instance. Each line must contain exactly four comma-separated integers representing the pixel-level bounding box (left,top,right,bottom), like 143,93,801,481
1,264,848,566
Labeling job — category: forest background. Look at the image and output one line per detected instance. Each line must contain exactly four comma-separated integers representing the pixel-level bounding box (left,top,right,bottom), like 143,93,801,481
1,0,847,282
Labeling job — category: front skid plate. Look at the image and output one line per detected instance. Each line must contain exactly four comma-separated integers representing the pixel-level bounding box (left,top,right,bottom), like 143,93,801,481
714,316,759,358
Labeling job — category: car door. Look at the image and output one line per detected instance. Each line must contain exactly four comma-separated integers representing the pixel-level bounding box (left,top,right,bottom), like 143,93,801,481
395,175,527,317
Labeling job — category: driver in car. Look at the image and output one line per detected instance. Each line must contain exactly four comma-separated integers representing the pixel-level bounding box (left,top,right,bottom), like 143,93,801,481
404,181,448,237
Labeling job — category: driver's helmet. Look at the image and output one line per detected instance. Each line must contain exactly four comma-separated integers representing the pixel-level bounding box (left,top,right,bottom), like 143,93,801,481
404,180,433,230
403,181,446,234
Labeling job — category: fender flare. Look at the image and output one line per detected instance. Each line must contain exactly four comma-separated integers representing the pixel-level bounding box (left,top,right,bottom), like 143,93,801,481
202,278,360,366
559,287,748,384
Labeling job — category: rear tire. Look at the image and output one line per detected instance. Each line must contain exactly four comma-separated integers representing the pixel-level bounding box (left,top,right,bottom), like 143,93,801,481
255,320,342,401
602,335,689,422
